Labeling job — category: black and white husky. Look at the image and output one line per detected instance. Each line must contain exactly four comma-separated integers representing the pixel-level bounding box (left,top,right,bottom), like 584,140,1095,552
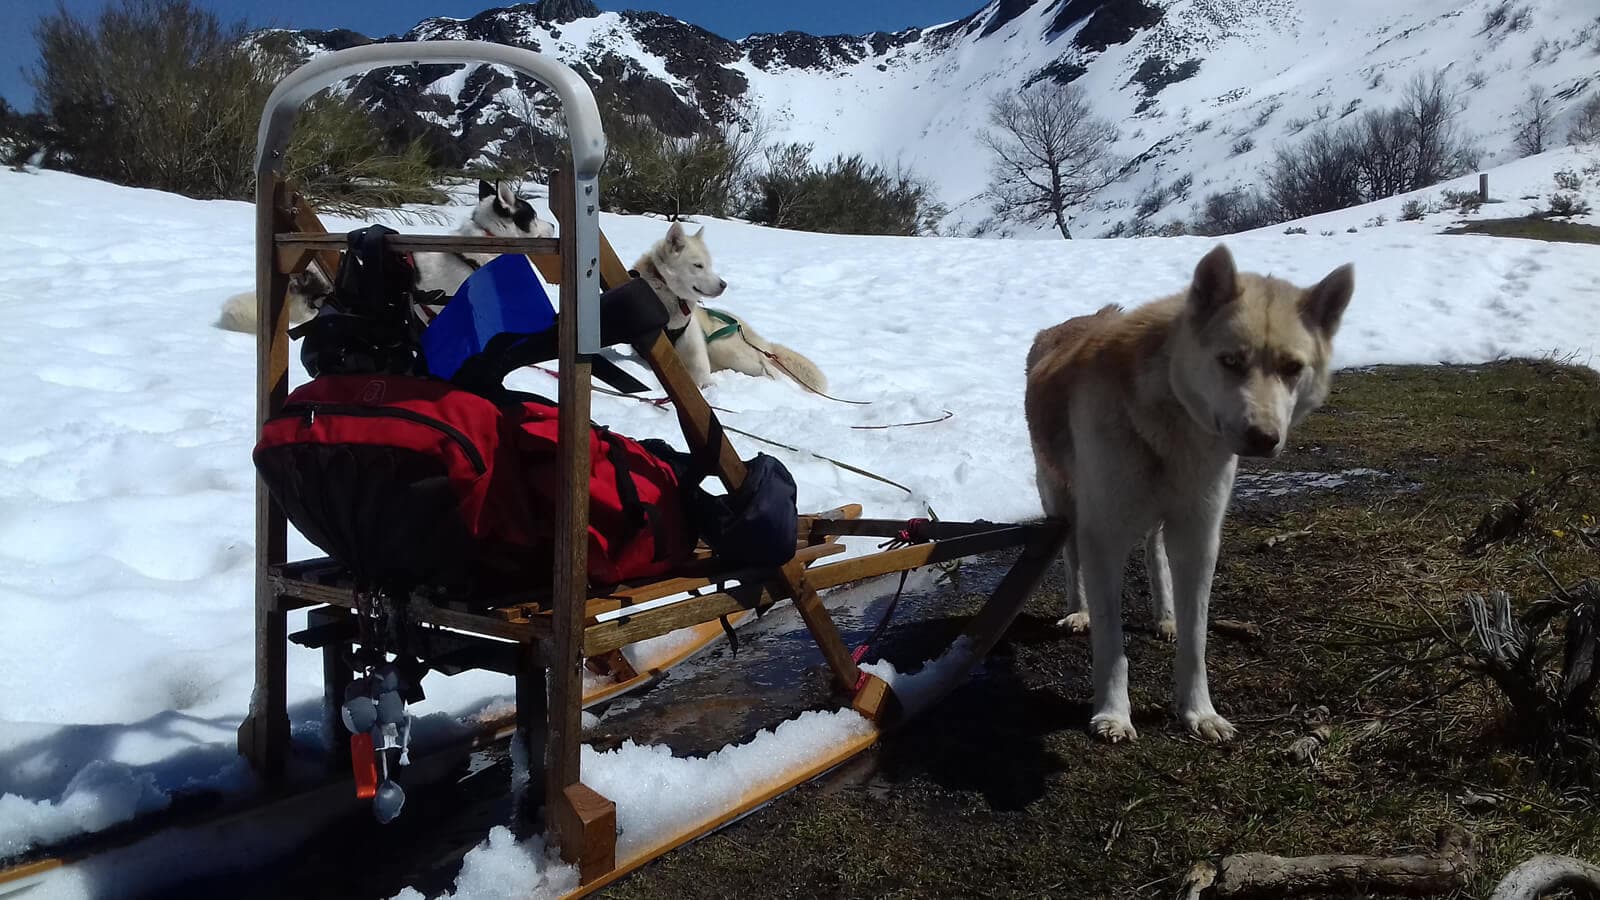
216,180,554,334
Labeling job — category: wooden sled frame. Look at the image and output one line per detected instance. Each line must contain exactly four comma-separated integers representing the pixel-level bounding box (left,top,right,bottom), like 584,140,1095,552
241,41,1066,891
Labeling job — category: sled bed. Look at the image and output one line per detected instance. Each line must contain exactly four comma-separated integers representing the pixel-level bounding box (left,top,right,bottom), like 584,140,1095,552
239,41,1065,893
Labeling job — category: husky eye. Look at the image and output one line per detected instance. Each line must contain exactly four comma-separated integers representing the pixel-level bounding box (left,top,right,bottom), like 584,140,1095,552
1279,359,1305,379
1217,352,1248,374
694,263,705,269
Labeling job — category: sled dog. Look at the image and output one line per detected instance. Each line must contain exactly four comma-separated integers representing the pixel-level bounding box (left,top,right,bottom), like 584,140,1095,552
216,180,553,334
632,221,829,392
1024,244,1354,744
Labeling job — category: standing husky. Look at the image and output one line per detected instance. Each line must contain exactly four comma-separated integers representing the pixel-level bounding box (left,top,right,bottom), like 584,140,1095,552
216,180,553,334
632,221,829,392
1024,244,1354,744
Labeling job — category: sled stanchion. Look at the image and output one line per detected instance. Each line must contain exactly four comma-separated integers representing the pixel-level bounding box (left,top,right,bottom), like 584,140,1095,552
514,638,549,833
548,169,616,882
239,174,295,778
312,605,355,771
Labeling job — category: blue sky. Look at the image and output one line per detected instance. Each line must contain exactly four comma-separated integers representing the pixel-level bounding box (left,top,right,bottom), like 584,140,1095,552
2,0,980,112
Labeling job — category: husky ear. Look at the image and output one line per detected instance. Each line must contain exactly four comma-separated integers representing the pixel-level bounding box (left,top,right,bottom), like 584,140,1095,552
497,181,517,208
693,226,705,239
478,179,495,200
1188,244,1238,323
1301,263,1354,337
666,221,686,251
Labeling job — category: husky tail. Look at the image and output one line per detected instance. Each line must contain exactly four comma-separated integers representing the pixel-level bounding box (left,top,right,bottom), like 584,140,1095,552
217,291,260,334
763,342,830,394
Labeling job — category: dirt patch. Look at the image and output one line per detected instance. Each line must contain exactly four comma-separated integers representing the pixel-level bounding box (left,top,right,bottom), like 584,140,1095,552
600,359,1600,899
1444,216,1600,245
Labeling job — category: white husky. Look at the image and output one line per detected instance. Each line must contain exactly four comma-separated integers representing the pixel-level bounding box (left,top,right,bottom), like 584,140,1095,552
216,180,553,335
1024,244,1354,744
631,221,829,392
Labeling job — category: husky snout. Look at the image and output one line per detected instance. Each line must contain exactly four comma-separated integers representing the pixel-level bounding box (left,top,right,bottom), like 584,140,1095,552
1236,423,1282,458
700,277,727,298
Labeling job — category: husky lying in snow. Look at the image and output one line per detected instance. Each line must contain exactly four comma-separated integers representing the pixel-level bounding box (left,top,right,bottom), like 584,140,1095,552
216,180,554,335
1025,244,1355,744
631,221,829,392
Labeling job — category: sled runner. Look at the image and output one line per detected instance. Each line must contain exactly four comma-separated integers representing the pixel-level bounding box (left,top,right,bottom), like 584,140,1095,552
0,42,1066,897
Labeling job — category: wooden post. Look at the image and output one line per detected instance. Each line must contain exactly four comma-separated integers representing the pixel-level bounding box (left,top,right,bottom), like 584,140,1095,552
1480,173,1489,203
546,169,616,880
513,638,548,837
238,175,294,777
312,605,354,771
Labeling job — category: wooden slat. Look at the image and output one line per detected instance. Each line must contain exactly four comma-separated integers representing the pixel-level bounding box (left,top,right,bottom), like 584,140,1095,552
275,232,560,256
636,331,749,486
547,169,597,856
584,582,781,657
802,526,1035,592
808,518,1008,541
583,541,845,619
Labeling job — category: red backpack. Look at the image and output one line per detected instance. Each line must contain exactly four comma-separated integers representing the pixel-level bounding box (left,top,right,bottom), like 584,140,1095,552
511,402,694,586
253,375,695,592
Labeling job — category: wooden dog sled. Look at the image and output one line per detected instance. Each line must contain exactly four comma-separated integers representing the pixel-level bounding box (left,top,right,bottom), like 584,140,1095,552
0,42,1065,898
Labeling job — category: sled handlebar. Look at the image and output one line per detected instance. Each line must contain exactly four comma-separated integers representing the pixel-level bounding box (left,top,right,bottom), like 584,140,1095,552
254,41,606,178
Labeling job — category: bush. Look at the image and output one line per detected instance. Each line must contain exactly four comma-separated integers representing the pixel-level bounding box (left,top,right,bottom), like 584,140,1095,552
1554,169,1584,192
28,0,442,214
1230,136,1256,156
1440,189,1484,213
1283,226,1308,235
1569,94,1600,146
1266,70,1478,219
1547,193,1592,217
1189,187,1281,235
598,110,759,219
744,144,944,236
1400,198,1429,221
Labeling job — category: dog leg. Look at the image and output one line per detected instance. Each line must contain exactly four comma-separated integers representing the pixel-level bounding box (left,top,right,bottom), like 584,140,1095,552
1165,490,1236,743
1146,524,1176,641
1081,524,1137,742
1057,538,1090,633
677,328,714,388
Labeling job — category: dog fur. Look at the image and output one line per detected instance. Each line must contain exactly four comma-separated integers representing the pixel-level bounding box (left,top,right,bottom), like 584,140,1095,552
631,221,829,392
1024,244,1354,744
216,180,553,335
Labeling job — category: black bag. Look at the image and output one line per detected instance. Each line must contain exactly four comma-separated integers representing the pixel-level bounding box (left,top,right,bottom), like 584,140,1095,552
642,441,799,569
291,225,434,378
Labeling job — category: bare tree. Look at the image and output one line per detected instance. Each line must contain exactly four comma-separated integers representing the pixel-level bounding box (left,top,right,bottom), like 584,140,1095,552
1399,69,1479,188
1569,93,1600,146
1513,85,1552,156
979,82,1121,238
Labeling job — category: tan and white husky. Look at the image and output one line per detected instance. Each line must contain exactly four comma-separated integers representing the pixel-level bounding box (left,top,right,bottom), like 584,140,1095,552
632,221,829,392
1024,244,1354,744
216,180,553,335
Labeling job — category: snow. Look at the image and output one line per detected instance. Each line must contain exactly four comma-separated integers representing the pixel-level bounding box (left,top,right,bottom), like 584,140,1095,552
0,142,1598,893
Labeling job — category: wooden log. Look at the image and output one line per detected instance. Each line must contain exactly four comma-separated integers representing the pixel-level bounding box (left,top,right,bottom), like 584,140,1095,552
1189,826,1476,898
274,232,559,257
585,582,780,656
1488,853,1600,900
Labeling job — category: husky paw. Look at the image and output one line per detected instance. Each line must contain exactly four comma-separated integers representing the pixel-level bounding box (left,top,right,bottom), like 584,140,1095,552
1057,612,1091,633
1183,710,1237,743
1153,618,1177,641
1090,713,1138,743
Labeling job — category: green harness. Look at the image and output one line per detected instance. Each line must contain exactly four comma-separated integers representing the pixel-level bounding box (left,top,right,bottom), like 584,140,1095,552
702,308,742,344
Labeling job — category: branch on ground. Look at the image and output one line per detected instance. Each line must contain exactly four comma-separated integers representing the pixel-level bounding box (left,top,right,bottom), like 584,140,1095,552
1488,853,1600,900
1182,826,1475,898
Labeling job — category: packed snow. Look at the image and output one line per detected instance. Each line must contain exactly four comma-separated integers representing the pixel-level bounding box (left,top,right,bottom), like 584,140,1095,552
1,142,1598,896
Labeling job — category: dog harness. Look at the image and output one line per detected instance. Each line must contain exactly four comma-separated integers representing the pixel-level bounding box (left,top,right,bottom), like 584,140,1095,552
631,267,700,344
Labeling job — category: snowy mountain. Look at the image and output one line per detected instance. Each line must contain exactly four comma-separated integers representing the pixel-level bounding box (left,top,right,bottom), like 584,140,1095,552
261,0,1600,237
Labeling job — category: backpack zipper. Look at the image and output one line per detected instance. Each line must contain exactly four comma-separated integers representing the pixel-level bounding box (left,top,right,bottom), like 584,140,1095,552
275,402,487,475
